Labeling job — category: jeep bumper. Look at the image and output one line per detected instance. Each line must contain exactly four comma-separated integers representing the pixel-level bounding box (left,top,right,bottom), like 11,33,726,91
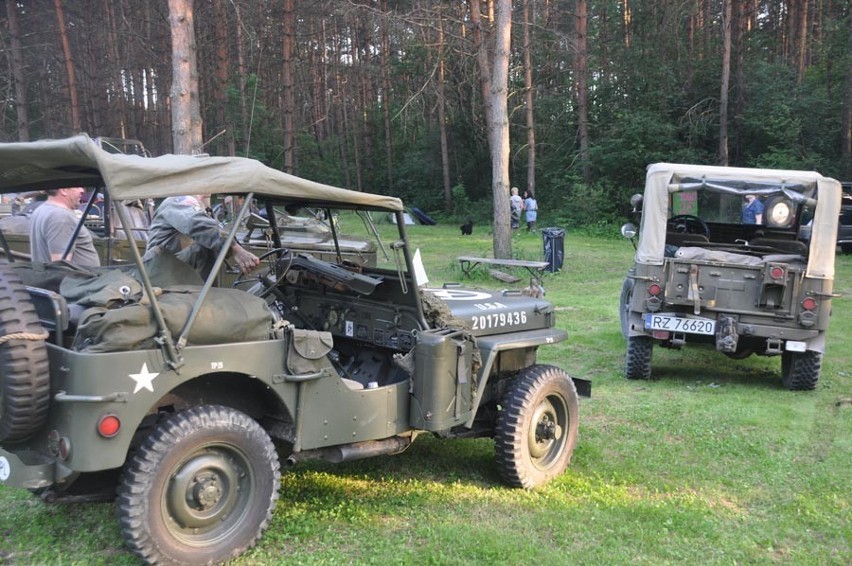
0,446,56,491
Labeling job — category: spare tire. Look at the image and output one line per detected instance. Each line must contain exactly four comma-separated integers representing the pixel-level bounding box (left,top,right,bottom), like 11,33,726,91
0,264,50,442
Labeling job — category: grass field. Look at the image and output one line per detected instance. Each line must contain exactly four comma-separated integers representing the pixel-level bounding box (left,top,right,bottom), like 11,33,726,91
1,223,850,564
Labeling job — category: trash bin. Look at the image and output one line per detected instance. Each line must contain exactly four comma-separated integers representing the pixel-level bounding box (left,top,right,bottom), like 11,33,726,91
542,227,565,272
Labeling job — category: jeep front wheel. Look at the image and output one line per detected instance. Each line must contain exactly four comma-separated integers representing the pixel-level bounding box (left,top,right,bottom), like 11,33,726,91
781,350,822,391
625,335,653,380
0,264,50,441
117,405,280,565
494,365,579,489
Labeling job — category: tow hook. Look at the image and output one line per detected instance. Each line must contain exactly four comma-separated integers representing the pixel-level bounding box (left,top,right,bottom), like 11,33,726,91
716,315,738,353
765,338,783,355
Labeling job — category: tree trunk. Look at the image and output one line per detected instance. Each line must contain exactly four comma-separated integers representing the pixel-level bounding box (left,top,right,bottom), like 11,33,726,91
308,19,325,157
472,0,512,259
332,23,352,190
213,0,231,156
6,0,29,140
232,0,249,154
355,13,373,188
54,0,82,132
104,0,126,138
168,0,203,155
282,0,295,173
718,0,732,166
575,0,590,183
437,11,452,212
732,0,745,164
842,16,852,179
381,0,394,192
522,0,537,197
796,0,809,83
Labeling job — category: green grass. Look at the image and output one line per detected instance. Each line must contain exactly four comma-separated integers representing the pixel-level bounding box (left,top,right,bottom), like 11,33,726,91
1,224,850,564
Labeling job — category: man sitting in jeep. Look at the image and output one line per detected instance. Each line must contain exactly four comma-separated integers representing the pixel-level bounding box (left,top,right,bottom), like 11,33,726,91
30,187,100,267
144,194,259,277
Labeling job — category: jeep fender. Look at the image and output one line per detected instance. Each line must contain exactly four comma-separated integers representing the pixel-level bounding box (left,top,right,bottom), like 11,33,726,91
465,328,590,428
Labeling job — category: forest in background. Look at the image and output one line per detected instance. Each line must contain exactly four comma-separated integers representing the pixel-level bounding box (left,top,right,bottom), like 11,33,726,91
1,1,850,227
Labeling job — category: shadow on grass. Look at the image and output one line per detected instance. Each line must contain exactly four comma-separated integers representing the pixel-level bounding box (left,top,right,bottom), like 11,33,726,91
288,435,502,489
645,346,787,390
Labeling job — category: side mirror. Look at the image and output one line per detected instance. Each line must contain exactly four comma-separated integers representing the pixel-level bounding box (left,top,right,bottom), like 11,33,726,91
621,222,637,239
629,193,644,212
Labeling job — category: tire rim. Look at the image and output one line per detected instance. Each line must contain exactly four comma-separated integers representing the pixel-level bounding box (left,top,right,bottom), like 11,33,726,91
163,443,255,546
527,395,567,469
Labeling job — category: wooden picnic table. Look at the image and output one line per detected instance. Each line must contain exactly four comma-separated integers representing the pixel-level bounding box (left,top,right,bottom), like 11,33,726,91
457,256,550,279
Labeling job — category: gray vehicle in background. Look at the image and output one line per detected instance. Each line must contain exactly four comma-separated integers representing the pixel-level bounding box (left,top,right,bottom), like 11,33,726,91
0,136,588,565
620,163,841,390
799,181,852,254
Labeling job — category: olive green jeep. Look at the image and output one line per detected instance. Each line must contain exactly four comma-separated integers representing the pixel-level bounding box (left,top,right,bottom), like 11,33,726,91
620,163,842,390
0,136,589,564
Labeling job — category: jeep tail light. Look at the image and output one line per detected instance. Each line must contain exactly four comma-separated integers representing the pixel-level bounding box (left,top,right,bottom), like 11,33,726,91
58,437,71,460
801,297,817,311
97,414,121,438
648,283,662,296
770,266,785,279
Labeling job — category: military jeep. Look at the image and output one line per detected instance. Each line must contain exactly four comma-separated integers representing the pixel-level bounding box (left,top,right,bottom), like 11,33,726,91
620,163,842,390
0,136,589,565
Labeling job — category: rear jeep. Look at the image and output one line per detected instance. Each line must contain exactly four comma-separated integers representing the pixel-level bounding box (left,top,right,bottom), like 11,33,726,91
620,163,841,390
0,135,588,565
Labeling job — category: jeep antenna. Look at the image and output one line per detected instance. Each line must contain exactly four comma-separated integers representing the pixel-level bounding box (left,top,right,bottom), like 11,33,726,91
244,42,264,157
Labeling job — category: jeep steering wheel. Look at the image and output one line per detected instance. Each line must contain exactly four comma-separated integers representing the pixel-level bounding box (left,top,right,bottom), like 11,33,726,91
667,214,710,237
255,247,294,298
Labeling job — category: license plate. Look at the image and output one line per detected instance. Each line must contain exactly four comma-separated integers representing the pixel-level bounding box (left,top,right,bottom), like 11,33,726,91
643,314,716,335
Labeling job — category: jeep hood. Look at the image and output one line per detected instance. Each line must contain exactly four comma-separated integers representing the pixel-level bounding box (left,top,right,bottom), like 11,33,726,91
425,287,557,337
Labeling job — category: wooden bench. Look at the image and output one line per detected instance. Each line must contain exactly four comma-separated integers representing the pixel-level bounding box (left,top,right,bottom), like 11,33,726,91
457,256,550,280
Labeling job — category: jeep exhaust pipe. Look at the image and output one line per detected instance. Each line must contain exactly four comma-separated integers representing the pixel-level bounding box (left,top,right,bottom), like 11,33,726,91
286,436,411,466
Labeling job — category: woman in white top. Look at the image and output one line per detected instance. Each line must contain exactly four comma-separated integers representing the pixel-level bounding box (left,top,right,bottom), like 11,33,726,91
523,190,538,232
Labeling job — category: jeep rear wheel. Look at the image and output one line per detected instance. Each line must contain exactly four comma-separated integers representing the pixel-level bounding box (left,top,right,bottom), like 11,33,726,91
117,405,280,565
494,365,579,489
0,264,50,442
625,335,653,380
781,350,822,391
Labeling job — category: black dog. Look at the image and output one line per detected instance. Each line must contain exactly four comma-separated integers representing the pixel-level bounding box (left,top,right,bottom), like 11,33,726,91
460,219,473,235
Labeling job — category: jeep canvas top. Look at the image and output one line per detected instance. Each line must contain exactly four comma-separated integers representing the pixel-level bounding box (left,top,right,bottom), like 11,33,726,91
620,163,841,390
0,135,588,565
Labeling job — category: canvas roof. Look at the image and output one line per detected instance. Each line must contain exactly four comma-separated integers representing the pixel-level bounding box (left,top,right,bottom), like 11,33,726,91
0,134,403,212
636,163,842,280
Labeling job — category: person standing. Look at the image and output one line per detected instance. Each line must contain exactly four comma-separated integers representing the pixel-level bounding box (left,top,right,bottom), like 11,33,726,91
510,187,523,230
144,194,259,278
523,190,538,232
29,187,100,266
742,194,764,225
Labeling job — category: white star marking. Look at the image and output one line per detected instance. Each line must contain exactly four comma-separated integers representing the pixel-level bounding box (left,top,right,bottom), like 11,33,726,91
129,363,160,394
423,288,493,301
